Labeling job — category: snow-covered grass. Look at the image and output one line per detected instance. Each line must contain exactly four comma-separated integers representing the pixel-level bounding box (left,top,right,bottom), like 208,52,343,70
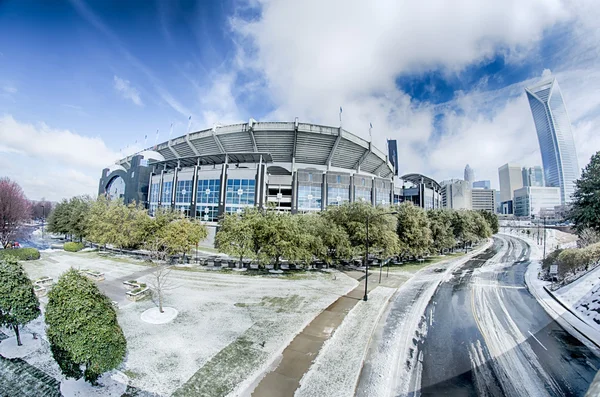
15,249,358,397
555,264,600,330
295,286,395,397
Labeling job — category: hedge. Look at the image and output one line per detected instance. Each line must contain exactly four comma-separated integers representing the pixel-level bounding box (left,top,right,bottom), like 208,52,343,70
0,248,41,261
64,242,85,252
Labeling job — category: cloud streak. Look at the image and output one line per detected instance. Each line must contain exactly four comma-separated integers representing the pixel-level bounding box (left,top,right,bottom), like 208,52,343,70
113,75,143,106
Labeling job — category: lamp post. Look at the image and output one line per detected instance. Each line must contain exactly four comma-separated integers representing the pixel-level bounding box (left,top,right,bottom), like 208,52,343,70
364,210,398,301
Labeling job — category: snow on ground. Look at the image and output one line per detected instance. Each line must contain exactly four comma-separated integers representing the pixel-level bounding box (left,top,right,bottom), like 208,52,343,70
555,265,600,330
295,286,395,397
17,249,358,396
0,335,42,358
61,373,127,397
140,307,178,324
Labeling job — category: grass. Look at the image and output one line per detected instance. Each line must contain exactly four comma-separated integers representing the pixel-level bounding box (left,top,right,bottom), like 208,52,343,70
172,333,269,397
195,246,221,254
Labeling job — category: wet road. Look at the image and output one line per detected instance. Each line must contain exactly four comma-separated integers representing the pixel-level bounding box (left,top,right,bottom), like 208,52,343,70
357,235,600,396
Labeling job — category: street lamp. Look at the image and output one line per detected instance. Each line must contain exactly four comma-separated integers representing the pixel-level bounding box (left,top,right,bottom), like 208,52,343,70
364,210,398,301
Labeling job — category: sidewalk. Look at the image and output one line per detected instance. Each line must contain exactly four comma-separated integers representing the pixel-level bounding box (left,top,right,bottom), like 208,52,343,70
250,271,399,397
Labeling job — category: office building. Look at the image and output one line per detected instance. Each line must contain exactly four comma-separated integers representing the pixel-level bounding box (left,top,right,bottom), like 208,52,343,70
498,163,524,210
471,188,496,213
464,164,475,187
396,174,442,209
513,186,561,218
525,78,579,204
473,180,491,189
440,179,472,210
522,166,544,187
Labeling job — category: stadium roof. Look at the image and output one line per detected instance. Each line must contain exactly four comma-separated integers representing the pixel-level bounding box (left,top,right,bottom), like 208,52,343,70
117,121,394,178
401,173,442,190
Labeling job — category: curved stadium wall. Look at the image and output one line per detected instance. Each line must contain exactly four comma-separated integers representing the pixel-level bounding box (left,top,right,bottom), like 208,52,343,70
99,121,399,222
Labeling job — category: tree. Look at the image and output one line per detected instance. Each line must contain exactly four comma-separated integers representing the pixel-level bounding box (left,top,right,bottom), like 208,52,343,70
0,257,40,346
450,210,477,251
45,269,126,384
570,151,600,233
46,199,71,237
471,211,492,240
161,218,208,259
0,177,31,246
578,228,600,248
148,265,175,313
215,208,259,267
67,196,92,242
321,202,399,259
396,202,432,258
312,214,351,266
428,209,456,255
478,210,499,234
253,210,303,269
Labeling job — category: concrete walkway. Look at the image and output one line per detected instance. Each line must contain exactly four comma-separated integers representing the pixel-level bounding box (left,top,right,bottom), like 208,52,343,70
251,270,402,397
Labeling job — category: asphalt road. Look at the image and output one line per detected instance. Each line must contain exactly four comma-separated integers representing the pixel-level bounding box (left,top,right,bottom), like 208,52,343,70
357,235,600,397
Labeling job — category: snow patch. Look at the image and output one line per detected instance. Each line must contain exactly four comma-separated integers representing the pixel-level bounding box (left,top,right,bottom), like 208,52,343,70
140,307,178,324
60,372,127,397
0,336,42,358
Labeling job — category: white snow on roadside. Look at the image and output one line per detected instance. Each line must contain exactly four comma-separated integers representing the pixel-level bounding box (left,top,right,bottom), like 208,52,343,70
295,286,395,397
555,266,600,331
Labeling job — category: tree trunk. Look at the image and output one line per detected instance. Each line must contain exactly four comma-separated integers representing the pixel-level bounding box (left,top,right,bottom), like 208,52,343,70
13,325,22,346
159,292,164,313
240,254,243,269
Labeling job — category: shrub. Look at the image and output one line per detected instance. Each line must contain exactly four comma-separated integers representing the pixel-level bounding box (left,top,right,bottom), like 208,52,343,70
0,248,41,261
64,242,84,252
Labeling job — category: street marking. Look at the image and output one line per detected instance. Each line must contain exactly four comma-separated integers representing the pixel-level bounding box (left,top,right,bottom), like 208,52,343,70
472,284,526,289
528,330,548,351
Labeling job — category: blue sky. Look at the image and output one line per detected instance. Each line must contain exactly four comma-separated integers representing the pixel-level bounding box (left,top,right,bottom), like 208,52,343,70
1,0,600,200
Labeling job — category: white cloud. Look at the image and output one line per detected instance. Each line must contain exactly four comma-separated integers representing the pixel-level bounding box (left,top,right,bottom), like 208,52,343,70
2,85,17,94
0,115,120,201
113,75,143,106
227,0,600,187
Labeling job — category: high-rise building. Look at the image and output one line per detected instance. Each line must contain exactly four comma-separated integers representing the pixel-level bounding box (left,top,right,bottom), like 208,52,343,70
522,166,544,187
471,188,497,213
387,139,399,176
498,163,524,203
473,180,491,189
513,186,561,218
440,179,472,210
464,164,475,187
525,78,579,204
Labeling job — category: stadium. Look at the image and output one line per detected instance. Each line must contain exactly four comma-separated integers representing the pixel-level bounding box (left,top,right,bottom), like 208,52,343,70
98,120,442,225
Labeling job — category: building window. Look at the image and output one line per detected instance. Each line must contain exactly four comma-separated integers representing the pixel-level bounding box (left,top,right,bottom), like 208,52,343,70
196,179,221,222
175,180,193,204
225,179,256,213
298,184,322,211
327,186,349,206
355,186,371,203
149,183,160,204
161,181,173,205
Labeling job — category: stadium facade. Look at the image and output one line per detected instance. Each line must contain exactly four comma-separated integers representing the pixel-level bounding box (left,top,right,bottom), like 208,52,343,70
99,120,441,222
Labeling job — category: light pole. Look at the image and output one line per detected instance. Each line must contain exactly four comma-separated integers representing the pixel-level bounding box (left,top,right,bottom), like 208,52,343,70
364,210,398,301
543,216,547,262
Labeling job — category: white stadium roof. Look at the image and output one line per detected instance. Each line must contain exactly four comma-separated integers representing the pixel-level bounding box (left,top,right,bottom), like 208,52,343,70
118,121,394,178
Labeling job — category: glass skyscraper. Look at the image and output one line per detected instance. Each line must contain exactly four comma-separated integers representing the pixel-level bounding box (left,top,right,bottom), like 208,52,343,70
525,78,579,204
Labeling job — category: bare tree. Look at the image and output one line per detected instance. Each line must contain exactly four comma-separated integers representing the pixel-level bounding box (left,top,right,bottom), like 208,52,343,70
0,178,31,247
30,199,53,220
148,265,176,313
578,228,600,248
